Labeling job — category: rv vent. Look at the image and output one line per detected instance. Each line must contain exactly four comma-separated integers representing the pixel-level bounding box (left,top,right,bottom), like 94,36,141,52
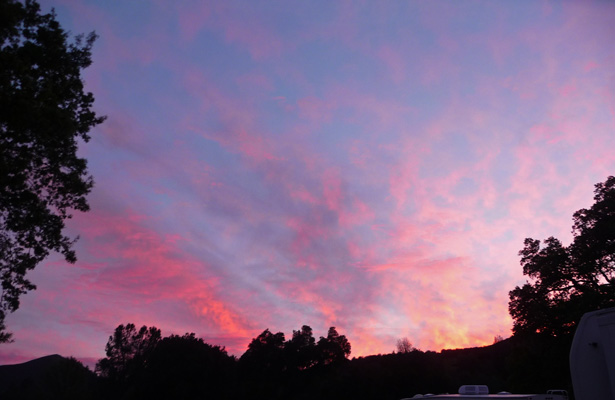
458,385,489,395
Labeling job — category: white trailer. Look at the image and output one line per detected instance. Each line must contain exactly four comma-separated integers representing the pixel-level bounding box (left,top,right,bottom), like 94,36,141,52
569,307,615,400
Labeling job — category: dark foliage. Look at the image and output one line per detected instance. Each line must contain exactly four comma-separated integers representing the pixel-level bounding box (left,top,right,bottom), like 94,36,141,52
509,176,615,337
286,325,317,370
4,332,578,400
234,334,568,400
87,317,579,400
505,333,573,395
316,326,351,365
237,325,353,399
134,333,236,400
95,325,236,400
95,323,161,384
0,0,104,341
239,328,286,376
505,176,615,398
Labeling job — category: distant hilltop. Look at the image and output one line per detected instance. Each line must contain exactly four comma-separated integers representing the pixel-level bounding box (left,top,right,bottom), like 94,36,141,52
0,354,98,400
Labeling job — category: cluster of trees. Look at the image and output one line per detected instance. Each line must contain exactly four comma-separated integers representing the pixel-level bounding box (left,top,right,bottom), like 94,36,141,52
94,323,351,399
90,323,555,400
240,325,351,372
95,324,235,399
1,334,573,400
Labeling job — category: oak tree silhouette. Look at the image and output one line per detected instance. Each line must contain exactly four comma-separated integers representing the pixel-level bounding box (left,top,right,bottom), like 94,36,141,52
509,176,615,336
0,0,104,341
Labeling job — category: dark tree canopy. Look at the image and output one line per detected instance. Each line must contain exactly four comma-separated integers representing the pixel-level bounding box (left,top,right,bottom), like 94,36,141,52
239,328,286,374
317,326,351,365
95,324,161,382
95,325,236,400
286,325,317,370
137,333,236,400
0,0,104,341
27,323,574,399
240,325,352,378
509,176,615,336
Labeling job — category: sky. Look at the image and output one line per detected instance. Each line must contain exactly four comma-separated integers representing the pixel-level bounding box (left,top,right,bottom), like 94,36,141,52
1,0,614,368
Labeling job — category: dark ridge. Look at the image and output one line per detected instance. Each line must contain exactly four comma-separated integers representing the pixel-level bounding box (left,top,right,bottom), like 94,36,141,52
0,354,99,400
0,354,65,386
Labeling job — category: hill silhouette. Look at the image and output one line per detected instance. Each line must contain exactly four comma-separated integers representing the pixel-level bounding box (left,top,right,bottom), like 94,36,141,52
0,354,99,400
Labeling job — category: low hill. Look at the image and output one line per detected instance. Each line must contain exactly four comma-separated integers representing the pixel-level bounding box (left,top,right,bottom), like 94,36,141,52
0,354,99,400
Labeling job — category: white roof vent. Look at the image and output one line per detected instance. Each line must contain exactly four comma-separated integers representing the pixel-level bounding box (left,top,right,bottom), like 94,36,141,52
459,385,489,395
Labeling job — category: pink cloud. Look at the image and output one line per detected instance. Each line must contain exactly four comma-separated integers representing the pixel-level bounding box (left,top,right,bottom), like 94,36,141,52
62,207,256,343
583,60,599,72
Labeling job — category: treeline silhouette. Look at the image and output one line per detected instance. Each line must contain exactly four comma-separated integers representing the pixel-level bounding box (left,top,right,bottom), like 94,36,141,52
92,323,352,400
0,332,572,400
86,324,571,400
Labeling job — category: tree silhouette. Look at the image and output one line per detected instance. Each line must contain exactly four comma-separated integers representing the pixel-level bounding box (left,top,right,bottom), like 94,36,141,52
237,326,353,399
317,327,351,365
395,337,415,353
95,324,161,383
0,0,104,341
285,325,317,370
509,176,615,336
137,333,236,400
240,328,286,374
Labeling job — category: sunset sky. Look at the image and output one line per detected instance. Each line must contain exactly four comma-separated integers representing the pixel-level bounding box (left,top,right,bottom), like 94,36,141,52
1,0,614,368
